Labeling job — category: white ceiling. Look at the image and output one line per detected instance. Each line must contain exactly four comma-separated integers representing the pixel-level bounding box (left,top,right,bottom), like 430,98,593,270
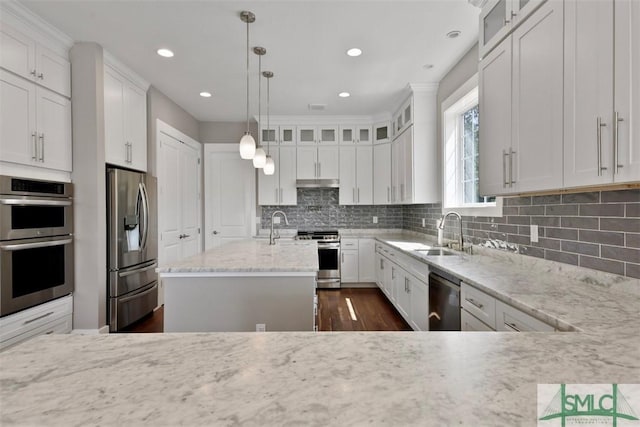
21,0,479,122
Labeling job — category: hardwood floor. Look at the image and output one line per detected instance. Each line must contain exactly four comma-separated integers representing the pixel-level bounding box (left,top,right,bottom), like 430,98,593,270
317,287,411,332
118,287,410,333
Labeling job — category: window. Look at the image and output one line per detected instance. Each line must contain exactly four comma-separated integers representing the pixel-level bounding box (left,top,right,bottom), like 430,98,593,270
442,75,501,217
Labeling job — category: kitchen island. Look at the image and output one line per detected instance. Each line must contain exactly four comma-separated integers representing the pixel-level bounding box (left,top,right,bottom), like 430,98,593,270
158,239,318,332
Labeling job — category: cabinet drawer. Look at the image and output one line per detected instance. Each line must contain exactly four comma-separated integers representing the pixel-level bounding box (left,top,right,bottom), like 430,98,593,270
495,300,554,332
460,283,496,329
461,308,495,331
0,294,72,344
1,314,72,350
341,238,358,249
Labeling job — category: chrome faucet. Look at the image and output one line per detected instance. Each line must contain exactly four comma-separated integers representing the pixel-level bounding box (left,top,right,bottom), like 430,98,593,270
438,211,464,250
270,210,289,245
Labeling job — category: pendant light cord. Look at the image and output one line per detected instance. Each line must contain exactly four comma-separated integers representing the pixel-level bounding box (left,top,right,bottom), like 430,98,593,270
266,75,270,155
246,20,250,134
258,54,261,146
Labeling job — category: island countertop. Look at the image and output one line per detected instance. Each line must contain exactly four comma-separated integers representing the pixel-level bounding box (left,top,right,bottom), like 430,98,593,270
157,239,318,274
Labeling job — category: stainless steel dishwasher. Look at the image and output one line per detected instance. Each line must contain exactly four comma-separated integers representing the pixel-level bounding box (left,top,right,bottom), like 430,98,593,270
428,268,461,331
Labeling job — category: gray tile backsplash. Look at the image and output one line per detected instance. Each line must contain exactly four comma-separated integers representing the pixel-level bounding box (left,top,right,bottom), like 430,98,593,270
261,188,639,278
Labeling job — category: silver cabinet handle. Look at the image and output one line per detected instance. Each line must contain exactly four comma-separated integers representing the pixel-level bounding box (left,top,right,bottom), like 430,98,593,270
387,187,390,203
357,188,360,203
380,259,384,269
38,133,45,162
125,142,129,163
597,117,607,176
509,149,516,185
341,252,344,263
505,322,521,332
24,311,54,325
614,111,624,173
511,11,517,19
465,297,484,310
318,162,321,177
502,149,509,187
314,162,317,178
38,72,44,80
212,230,218,235
30,69,37,77
275,188,279,204
504,18,510,25
391,267,395,280
32,132,37,160
353,188,356,203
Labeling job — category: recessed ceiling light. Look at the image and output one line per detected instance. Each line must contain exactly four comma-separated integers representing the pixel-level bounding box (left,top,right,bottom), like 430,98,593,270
157,48,174,58
423,64,434,69
338,92,350,98
200,92,212,98
446,30,462,39
346,48,362,57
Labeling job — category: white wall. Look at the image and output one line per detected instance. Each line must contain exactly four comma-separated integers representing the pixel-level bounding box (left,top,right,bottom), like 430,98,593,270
199,121,258,144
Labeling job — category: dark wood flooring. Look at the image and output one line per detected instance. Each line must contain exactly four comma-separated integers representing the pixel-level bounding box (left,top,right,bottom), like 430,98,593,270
119,287,410,333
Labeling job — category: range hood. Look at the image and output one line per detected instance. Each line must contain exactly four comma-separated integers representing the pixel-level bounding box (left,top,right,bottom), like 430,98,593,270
296,179,340,188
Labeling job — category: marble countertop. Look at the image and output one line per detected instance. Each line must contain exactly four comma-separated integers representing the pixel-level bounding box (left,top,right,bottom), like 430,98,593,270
1,331,638,426
157,239,318,274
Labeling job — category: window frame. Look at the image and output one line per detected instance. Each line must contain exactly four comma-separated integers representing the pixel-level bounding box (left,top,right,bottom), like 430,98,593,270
441,74,502,217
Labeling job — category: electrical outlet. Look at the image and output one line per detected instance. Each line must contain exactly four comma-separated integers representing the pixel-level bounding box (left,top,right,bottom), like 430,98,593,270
530,224,539,243
273,217,280,224
373,216,378,224
256,323,266,332
422,218,426,227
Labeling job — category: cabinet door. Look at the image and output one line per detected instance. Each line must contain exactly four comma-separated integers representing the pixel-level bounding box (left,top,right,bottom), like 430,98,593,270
104,67,126,167
512,0,547,25
479,36,512,196
383,259,394,298
495,300,554,332
0,23,35,82
357,126,372,144
391,138,403,203
374,122,390,143
375,253,385,288
319,126,338,144
279,125,296,144
479,0,512,59
261,126,277,146
0,70,36,166
614,0,640,183
297,126,316,144
35,45,71,98
279,146,298,205
402,128,413,203
340,126,356,145
339,146,356,204
409,277,428,331
461,309,495,331
511,0,563,192
36,87,71,171
317,146,339,179
356,145,373,204
373,143,391,204
124,83,147,172
296,146,317,179
563,0,614,187
341,250,359,283
258,149,279,205
395,271,411,320
357,239,376,282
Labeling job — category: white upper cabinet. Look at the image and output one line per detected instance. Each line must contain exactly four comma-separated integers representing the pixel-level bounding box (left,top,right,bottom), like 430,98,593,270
296,145,339,179
261,125,296,145
564,0,640,187
297,126,316,144
339,145,373,205
297,125,338,144
104,59,148,172
0,70,71,172
479,0,547,59
317,146,339,178
373,142,392,204
479,1,563,196
258,146,297,206
0,22,70,97
340,125,372,145
373,121,391,144
319,126,338,144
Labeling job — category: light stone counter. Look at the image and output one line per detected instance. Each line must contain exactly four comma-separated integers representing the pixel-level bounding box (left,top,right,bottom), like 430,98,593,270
1,331,638,426
158,239,318,275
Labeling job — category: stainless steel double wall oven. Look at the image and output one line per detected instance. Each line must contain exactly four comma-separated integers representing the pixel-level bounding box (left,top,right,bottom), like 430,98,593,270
0,176,74,317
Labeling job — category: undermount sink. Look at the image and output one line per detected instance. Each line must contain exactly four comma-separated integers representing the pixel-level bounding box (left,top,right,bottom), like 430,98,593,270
414,248,456,256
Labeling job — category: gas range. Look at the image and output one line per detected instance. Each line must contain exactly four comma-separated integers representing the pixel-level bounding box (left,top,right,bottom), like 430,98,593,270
296,230,341,288
295,230,340,243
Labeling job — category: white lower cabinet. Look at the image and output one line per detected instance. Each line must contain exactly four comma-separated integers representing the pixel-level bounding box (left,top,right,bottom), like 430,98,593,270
0,295,73,350
495,300,554,332
341,249,359,283
341,238,376,283
461,309,494,331
357,239,376,282
409,276,429,331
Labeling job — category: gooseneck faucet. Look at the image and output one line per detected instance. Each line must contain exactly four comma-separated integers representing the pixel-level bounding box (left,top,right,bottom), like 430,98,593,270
270,210,289,245
438,211,464,250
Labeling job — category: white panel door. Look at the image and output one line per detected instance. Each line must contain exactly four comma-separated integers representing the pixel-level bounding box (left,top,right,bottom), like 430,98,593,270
124,83,147,172
35,44,71,97
205,145,255,249
0,23,35,82
158,133,182,268
179,144,201,258
356,145,373,205
0,70,36,166
339,146,356,205
511,0,564,192
614,0,640,183
479,36,512,196
36,87,71,171
104,67,126,167
563,0,614,188
340,250,359,283
279,146,297,205
296,146,317,179
317,146,339,179
357,239,376,282
373,142,391,204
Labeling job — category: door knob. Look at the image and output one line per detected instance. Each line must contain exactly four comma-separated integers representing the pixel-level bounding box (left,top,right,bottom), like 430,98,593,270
212,231,219,235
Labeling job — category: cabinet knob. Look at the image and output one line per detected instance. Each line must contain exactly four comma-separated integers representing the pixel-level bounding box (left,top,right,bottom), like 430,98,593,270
38,72,44,80
212,231,219,235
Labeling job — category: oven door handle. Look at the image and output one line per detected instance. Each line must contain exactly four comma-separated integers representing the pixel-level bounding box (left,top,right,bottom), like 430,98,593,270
0,198,72,206
317,243,340,249
0,238,73,251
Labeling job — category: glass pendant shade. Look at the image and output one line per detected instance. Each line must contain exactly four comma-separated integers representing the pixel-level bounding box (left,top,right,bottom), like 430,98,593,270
263,155,275,175
253,147,266,168
239,133,256,159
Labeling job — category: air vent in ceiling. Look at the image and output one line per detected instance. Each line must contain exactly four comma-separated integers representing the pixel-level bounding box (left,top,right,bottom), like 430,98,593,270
308,104,327,111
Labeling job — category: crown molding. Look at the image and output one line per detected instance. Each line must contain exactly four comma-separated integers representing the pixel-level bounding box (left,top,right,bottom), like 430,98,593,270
0,0,74,49
104,50,150,90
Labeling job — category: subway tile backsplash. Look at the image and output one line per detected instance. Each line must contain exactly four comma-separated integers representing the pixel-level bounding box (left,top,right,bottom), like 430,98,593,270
261,188,639,278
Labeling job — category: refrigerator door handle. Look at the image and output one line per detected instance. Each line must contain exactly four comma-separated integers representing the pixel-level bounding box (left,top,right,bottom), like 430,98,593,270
139,182,150,251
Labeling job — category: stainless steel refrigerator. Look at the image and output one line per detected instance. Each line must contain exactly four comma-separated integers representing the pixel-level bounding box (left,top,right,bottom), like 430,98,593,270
107,167,158,332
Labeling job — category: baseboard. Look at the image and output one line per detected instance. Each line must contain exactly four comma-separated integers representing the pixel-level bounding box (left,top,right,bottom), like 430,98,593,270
71,325,110,335
341,282,378,289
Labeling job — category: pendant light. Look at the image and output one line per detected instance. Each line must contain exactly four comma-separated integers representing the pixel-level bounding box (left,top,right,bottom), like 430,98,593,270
253,46,267,168
263,71,275,175
239,11,256,160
